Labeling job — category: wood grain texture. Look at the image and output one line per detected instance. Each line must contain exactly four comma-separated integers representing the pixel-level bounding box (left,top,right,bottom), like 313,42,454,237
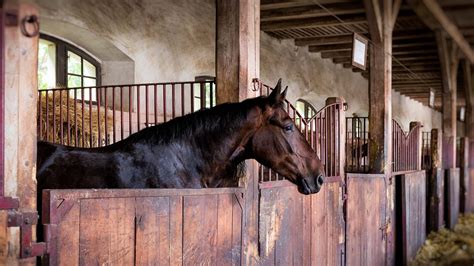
445,168,460,229
401,171,426,264
346,174,386,266
79,197,135,265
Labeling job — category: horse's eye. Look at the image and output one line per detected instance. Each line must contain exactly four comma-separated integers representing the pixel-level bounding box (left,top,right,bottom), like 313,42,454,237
284,125,293,132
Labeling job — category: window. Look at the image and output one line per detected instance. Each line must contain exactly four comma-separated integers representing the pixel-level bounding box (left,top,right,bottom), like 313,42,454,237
194,76,216,110
38,34,101,101
295,99,316,120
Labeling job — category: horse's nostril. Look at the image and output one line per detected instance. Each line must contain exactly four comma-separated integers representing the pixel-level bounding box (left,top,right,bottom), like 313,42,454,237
317,174,324,186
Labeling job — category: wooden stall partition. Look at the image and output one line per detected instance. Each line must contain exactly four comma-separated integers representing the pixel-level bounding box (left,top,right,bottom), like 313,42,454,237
469,139,474,212
459,137,470,213
427,128,445,231
396,170,426,265
445,168,460,229
346,173,388,266
42,188,244,266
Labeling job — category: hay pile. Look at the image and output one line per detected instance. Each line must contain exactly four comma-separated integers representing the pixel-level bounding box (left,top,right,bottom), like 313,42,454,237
38,91,113,147
413,213,474,265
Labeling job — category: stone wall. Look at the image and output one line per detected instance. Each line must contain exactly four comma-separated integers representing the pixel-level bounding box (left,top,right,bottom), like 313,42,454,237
33,0,442,130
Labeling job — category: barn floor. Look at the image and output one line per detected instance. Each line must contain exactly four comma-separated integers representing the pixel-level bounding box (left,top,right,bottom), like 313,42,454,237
413,213,474,265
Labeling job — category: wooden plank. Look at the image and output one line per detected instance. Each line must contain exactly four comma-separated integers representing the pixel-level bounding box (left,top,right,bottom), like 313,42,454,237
135,196,171,265
445,168,460,229
261,14,367,31
54,203,80,266
169,196,183,265
79,198,135,265
401,171,426,264
0,211,7,265
346,173,387,266
468,168,474,213
183,195,218,264
216,193,234,266
231,194,242,265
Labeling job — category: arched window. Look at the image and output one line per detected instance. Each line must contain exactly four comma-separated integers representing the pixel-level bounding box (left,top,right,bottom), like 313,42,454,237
38,34,101,92
295,99,316,121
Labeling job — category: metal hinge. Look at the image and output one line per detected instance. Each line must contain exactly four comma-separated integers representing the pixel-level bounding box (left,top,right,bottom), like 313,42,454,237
7,210,48,258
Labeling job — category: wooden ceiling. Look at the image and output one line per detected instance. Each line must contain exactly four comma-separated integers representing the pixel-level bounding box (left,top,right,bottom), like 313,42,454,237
261,0,474,112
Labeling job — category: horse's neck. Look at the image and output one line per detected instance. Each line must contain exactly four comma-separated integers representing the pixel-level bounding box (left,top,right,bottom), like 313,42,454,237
189,125,252,187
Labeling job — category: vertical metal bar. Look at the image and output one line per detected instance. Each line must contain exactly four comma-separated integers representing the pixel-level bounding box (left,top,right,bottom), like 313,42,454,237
39,91,43,141
81,88,85,147
172,83,176,119
129,85,132,135
120,86,124,140
137,85,141,131
59,90,63,145
190,83,194,112
112,87,116,144
97,87,101,147
200,82,205,110
181,83,185,116
154,84,158,125
74,89,78,146
163,84,167,122
210,82,214,107
66,89,70,145
145,85,149,128
89,87,93,148
52,90,56,143
46,91,49,142
104,87,108,145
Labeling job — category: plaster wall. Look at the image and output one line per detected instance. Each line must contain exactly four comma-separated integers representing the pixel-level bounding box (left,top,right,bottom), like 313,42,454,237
33,0,442,130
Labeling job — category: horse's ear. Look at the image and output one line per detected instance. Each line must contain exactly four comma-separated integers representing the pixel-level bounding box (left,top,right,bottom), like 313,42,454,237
268,79,285,106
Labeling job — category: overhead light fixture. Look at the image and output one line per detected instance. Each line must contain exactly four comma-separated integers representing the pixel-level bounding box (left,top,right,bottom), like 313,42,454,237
351,33,368,71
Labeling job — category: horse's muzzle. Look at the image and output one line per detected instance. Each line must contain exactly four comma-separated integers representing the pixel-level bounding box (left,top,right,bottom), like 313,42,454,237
299,174,324,195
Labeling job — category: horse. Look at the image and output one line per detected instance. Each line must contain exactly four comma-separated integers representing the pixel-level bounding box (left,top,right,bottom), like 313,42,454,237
36,79,325,196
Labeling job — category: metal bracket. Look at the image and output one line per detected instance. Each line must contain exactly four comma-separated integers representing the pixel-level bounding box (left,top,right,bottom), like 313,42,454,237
7,210,47,258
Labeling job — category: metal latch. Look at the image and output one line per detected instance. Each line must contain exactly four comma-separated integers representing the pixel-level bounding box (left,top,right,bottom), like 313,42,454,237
7,210,47,258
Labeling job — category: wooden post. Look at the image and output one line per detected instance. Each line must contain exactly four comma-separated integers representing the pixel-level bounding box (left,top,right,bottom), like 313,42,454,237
464,61,473,139
216,0,260,264
460,137,469,213
410,121,422,171
364,1,401,264
436,31,459,169
428,128,445,231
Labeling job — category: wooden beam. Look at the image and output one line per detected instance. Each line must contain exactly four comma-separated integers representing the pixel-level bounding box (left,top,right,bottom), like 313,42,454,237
295,35,354,46
436,30,460,168
464,60,473,139
261,14,367,31
308,43,352,52
407,0,474,63
321,51,352,58
332,57,351,64
261,2,365,22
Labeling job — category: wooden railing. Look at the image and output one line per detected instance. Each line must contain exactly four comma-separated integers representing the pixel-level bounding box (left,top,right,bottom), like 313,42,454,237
37,81,215,147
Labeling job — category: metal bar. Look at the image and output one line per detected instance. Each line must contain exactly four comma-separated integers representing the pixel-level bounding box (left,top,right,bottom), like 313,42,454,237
74,90,78,146
97,87,101,147
172,83,176,118
163,84,167,122
145,85,149,128
59,90,63,145
38,91,43,141
89,88,93,148
154,84,158,125
81,89,85,147
129,85,132,135
66,89,70,145
137,85,141,131
181,83,185,116
120,86,124,141
104,87,108,145
52,90,56,143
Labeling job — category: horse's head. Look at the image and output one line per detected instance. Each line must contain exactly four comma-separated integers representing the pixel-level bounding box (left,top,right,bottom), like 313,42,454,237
249,79,324,194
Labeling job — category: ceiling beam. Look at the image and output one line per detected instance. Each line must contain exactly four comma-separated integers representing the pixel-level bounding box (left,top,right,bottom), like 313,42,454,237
261,14,367,31
261,2,365,22
407,0,474,63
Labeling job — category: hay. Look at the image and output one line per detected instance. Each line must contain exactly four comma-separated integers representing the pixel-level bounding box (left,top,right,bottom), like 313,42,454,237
413,213,474,265
38,91,113,147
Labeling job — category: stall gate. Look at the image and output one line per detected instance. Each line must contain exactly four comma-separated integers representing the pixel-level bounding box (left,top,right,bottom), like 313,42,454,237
42,188,243,265
38,80,347,265
256,83,345,265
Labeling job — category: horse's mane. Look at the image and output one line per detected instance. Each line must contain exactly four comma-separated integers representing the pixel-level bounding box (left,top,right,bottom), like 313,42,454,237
122,96,266,145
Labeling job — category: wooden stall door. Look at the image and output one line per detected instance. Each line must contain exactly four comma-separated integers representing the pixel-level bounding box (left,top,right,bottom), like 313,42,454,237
258,179,345,266
445,168,460,229
43,188,243,265
346,174,387,266
398,171,426,265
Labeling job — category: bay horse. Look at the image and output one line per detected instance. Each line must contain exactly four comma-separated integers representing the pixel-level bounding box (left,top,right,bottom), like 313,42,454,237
37,79,325,195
